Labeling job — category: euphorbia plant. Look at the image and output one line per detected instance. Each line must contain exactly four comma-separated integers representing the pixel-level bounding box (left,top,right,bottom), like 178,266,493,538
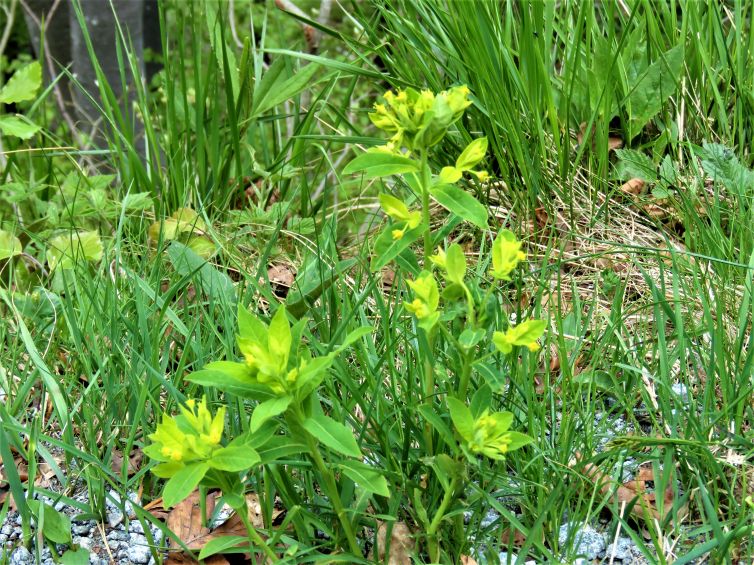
345,85,546,562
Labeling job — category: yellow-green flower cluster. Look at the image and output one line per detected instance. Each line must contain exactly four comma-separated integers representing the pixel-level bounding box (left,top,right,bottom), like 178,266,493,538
448,398,532,461
490,229,526,280
404,271,440,330
467,411,515,460
493,319,546,354
146,396,225,469
369,86,472,152
379,193,422,240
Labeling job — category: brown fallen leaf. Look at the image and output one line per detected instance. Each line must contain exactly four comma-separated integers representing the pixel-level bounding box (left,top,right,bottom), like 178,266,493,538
620,178,646,197
460,556,479,565
500,526,527,548
577,122,623,151
268,264,295,298
369,521,415,565
110,448,143,477
576,456,686,523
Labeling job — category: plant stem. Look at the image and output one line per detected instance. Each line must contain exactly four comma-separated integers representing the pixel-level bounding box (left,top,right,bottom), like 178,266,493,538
457,349,473,399
427,474,460,562
299,422,363,557
420,152,433,266
238,502,279,562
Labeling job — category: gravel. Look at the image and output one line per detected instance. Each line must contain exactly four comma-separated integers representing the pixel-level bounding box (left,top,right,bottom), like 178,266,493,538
559,522,607,561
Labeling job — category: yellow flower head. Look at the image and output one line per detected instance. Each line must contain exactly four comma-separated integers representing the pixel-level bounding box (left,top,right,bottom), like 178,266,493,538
490,230,526,280
493,319,546,355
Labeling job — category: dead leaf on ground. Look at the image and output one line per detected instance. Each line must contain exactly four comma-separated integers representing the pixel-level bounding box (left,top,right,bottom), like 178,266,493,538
154,490,282,563
369,521,415,565
110,448,143,477
267,264,295,298
575,456,686,523
460,556,479,565
500,526,527,548
620,178,646,197
577,122,623,151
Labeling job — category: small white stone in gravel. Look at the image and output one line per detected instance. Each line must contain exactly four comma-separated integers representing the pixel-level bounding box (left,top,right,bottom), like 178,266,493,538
558,523,606,560
128,534,152,564
671,383,689,404
498,552,517,564
1,524,12,535
75,536,93,551
129,519,145,534
9,546,32,565
604,536,635,560
72,523,92,535
480,508,500,529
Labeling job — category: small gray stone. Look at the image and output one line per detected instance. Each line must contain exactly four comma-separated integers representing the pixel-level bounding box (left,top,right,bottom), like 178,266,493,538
9,546,33,565
75,536,93,551
480,509,500,529
129,519,145,534
1,524,13,535
604,536,635,560
107,510,124,528
558,522,606,560
72,523,92,535
128,534,152,564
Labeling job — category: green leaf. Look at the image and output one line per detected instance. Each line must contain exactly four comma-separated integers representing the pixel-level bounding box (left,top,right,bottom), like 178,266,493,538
187,363,274,401
46,231,103,270
27,500,72,544
151,461,184,478
303,414,361,458
286,257,358,318
625,44,683,140
0,61,42,104
331,326,372,356
250,396,292,432
294,355,335,398
343,151,419,179
238,304,268,342
456,137,488,170
444,244,467,284
446,397,474,442
429,184,488,229
162,462,210,509
166,241,236,306
209,445,260,472
0,115,40,139
370,222,425,273
186,236,217,259
60,548,90,565
121,192,154,211
417,404,455,448
252,63,321,117
268,306,292,364
613,149,657,181
339,460,390,497
198,535,248,560
256,437,309,464
0,229,22,260
506,431,534,451
458,328,485,349
423,453,465,491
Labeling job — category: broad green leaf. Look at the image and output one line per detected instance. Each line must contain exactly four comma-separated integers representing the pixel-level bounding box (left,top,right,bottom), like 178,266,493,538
303,414,361,458
458,328,485,349
252,63,321,117
0,115,40,139
209,445,260,472
268,306,292,363
186,236,217,259
162,462,210,509
150,461,184,478
0,61,42,104
46,231,103,270
444,244,467,284
166,241,236,306
257,437,309,464
331,326,372,356
238,303,268,343
446,397,474,442
250,396,292,432
613,149,657,181
0,229,22,260
339,460,390,497
439,166,462,184
187,363,274,401
198,536,248,560
60,548,90,565
626,45,683,140
27,500,72,544
429,184,488,229
343,151,419,178
294,355,335,398
370,222,425,273
506,431,534,451
417,404,455,448
456,137,488,170
121,192,153,211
